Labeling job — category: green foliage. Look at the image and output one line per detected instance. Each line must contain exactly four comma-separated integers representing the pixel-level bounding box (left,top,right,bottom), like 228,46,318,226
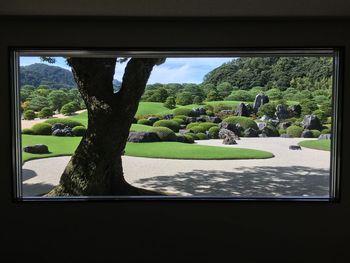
196,133,208,140
38,107,53,119
23,110,36,120
190,126,207,134
223,116,258,130
313,109,328,123
321,128,331,134
183,134,195,143
310,129,321,138
206,90,223,102
150,127,177,141
31,123,52,135
186,122,201,129
60,102,76,115
286,125,304,138
137,119,152,126
175,92,193,105
72,126,87,136
216,82,233,98
278,129,286,135
300,99,318,115
163,96,176,109
28,95,50,111
208,126,220,139
153,120,180,132
173,115,187,120
198,122,217,131
265,88,283,100
206,110,214,116
185,132,199,140
172,118,185,125
257,102,276,118
22,128,34,135
193,96,203,105
226,90,254,101
173,107,193,116
44,118,84,128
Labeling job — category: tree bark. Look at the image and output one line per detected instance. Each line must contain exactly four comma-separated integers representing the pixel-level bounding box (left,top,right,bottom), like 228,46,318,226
47,57,165,196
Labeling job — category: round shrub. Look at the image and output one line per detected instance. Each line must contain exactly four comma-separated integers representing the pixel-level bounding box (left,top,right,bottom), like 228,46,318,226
31,123,52,135
60,103,76,115
278,129,286,135
153,120,180,132
183,134,195,143
23,110,36,120
262,125,279,137
72,126,87,136
206,110,214,116
196,133,208,140
173,115,187,121
186,122,201,129
172,118,185,125
223,116,258,130
38,107,53,119
286,125,304,138
310,129,321,138
199,122,217,131
185,132,199,140
173,107,193,116
44,118,84,128
321,128,331,134
137,119,152,126
22,128,34,135
150,127,177,141
208,126,220,139
190,126,207,134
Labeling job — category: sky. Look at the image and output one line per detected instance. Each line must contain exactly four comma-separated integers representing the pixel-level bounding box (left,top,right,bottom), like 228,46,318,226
20,56,234,84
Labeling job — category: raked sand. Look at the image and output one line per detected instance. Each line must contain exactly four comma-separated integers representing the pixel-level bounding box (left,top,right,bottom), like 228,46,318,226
22,138,331,197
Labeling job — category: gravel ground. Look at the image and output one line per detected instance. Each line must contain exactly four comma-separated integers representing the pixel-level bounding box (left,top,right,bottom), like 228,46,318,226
22,138,331,197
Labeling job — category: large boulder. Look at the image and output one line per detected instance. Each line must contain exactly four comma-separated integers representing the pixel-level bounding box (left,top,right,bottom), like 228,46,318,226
192,107,206,116
253,93,269,111
290,104,302,117
147,116,160,124
219,121,242,135
195,116,207,122
235,103,251,117
243,128,259,137
257,122,267,130
261,126,279,137
127,132,161,143
301,130,314,138
302,115,323,131
163,114,174,120
275,104,289,120
218,128,240,140
207,116,222,123
318,134,331,140
23,144,49,154
278,122,292,130
222,135,237,145
51,123,65,132
52,126,73,136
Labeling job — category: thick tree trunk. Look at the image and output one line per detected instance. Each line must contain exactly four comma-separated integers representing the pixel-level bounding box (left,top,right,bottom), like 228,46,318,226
47,57,165,196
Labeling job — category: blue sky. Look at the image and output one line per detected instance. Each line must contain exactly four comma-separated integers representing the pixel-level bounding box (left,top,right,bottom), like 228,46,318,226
20,56,234,84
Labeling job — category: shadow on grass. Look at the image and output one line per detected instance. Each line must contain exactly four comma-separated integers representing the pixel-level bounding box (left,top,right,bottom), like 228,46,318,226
134,166,330,197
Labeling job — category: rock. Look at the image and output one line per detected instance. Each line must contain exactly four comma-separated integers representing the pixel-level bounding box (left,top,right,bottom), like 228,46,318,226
278,122,291,130
302,115,322,130
127,132,161,143
260,115,272,122
147,117,159,124
192,107,206,116
222,136,237,145
318,134,331,140
179,129,191,134
235,103,251,117
52,126,73,136
195,116,207,122
185,117,197,123
243,128,259,137
301,130,313,138
218,128,240,140
179,124,186,129
23,144,49,154
219,122,242,135
280,134,292,138
289,145,302,150
220,110,234,115
51,123,65,132
275,104,289,120
257,122,267,130
259,133,268,137
290,104,302,117
163,114,174,120
207,116,222,123
261,126,278,137
253,93,269,111
52,129,66,136
175,135,186,143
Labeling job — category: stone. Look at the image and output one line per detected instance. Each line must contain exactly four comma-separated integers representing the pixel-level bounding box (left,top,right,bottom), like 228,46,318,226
185,117,197,123
179,124,186,129
222,136,237,145
261,126,278,137
259,115,272,122
175,135,186,143
192,107,206,116
219,122,242,135
290,104,302,117
220,109,234,115
253,93,269,111
52,129,66,136
235,103,251,117
195,116,207,122
163,114,174,120
51,123,65,132
23,144,49,154
259,133,268,137
289,145,302,150
147,116,159,124
243,128,259,137
218,128,240,140
127,132,161,143
318,134,331,140
257,122,267,130
280,134,293,138
302,115,322,131
301,130,314,138
278,122,291,130
207,116,222,123
52,126,73,136
275,104,289,120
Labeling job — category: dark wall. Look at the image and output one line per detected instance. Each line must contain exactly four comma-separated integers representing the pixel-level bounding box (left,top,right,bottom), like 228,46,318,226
0,17,349,263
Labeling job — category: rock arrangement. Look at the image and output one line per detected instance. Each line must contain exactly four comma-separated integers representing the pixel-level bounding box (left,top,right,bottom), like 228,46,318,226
51,123,73,136
127,132,161,143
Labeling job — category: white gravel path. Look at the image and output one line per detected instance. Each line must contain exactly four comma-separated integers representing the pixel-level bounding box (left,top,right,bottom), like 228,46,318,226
22,138,331,197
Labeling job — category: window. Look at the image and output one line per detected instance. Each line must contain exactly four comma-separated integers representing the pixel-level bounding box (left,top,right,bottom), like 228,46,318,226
12,49,341,200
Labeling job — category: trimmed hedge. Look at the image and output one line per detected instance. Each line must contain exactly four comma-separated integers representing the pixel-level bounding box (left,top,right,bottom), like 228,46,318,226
23,110,36,120
183,134,195,143
278,129,286,135
137,119,152,126
208,126,220,139
173,115,187,121
286,125,304,138
190,126,207,134
38,107,53,119
22,128,34,135
44,118,84,128
172,118,185,125
196,133,208,140
150,127,177,141
153,120,180,132
223,116,258,130
198,122,217,131
321,128,331,134
173,107,193,116
185,132,199,140
31,123,52,135
186,122,201,129
310,129,321,138
72,126,87,136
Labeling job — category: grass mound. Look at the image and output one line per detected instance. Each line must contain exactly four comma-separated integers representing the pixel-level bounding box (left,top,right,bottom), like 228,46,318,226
299,140,331,151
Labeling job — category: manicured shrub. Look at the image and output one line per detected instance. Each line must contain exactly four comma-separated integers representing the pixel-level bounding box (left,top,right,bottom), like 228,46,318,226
22,128,34,135
44,118,84,128
172,118,185,125
206,110,214,116
186,122,201,129
278,129,286,135
190,126,207,134
38,107,53,119
223,116,258,130
196,133,208,140
31,123,52,135
173,115,187,121
198,122,217,131
60,102,76,115
150,127,177,141
183,134,195,143
286,125,304,138
72,126,87,136
23,110,36,120
208,126,220,139
153,120,180,132
185,132,199,140
163,96,176,109
257,102,277,118
321,128,331,134
137,119,152,126
173,107,193,116
262,125,279,137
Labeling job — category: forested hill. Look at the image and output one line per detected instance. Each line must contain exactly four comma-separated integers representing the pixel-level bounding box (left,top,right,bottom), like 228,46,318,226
20,63,76,88
203,57,333,90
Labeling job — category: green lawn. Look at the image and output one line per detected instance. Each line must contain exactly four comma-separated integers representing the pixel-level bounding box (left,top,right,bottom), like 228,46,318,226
22,135,273,162
205,100,243,108
69,110,88,126
136,102,172,117
299,139,331,151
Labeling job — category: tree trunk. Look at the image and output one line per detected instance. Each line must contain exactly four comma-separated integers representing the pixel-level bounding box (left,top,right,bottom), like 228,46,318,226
47,57,165,196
